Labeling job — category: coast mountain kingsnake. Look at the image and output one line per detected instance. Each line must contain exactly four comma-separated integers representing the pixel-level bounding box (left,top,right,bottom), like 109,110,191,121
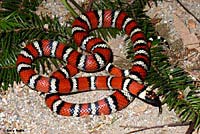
16,10,161,117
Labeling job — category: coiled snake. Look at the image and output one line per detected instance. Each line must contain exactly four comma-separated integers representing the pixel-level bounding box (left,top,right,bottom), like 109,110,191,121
16,10,161,117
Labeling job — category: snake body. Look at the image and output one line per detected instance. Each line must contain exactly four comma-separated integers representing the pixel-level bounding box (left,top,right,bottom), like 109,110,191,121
16,10,160,117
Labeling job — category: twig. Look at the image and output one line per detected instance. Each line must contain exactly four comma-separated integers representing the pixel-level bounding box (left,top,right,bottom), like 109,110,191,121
176,0,200,23
173,50,198,66
68,0,85,13
60,0,78,17
147,1,151,8
120,122,190,134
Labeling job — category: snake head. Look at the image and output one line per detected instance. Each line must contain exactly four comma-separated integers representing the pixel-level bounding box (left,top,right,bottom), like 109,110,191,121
144,90,162,113
138,89,162,113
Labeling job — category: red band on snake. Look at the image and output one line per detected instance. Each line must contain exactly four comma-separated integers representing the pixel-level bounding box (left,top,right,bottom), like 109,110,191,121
16,10,152,116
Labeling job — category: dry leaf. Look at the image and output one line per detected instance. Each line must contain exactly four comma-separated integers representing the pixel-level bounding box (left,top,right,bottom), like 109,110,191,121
188,19,196,29
151,17,162,25
173,14,199,51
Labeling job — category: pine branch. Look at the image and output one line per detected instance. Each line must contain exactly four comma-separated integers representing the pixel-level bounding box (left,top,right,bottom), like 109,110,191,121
0,0,42,18
0,0,73,90
147,44,200,131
